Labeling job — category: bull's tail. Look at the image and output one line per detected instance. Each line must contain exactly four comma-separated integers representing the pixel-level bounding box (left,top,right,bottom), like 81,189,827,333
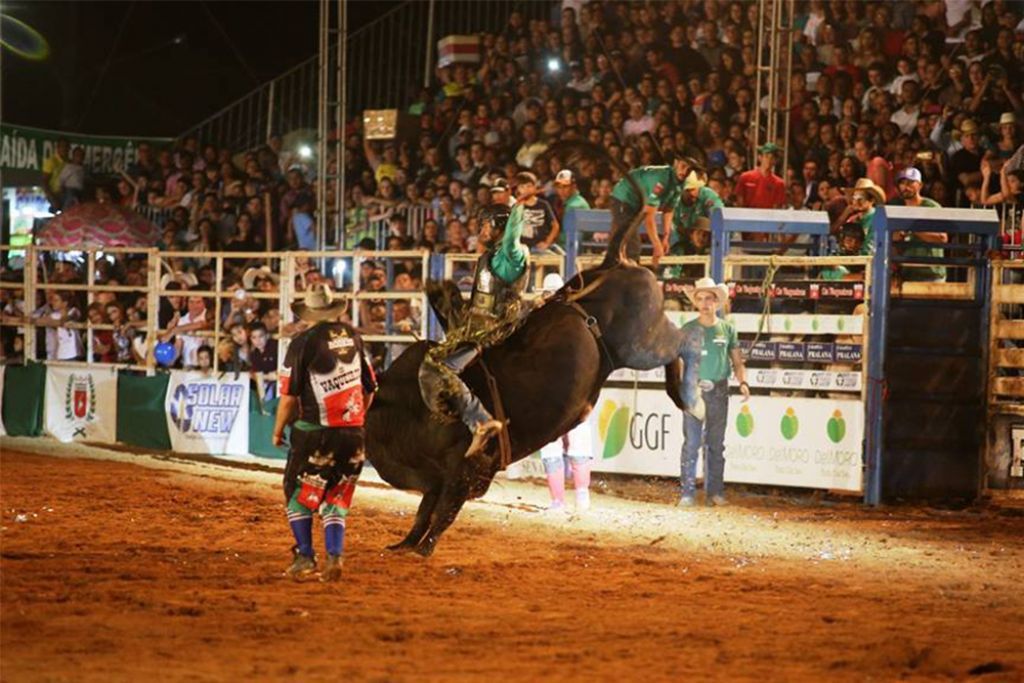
541,141,644,271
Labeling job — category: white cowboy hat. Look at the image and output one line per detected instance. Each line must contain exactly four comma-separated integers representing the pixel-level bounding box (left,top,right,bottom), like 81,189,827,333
242,266,281,291
290,282,349,322
159,271,198,290
541,272,565,293
683,277,730,309
846,177,886,205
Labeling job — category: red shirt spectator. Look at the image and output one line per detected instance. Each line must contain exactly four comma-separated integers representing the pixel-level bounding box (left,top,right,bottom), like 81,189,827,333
735,144,787,209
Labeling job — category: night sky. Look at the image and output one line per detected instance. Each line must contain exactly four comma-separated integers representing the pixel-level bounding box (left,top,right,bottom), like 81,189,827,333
2,1,399,137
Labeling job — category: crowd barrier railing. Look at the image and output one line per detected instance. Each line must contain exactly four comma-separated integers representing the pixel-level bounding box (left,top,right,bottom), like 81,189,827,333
988,260,1024,415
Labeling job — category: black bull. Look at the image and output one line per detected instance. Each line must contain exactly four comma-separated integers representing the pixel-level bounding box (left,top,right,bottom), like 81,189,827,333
364,264,688,556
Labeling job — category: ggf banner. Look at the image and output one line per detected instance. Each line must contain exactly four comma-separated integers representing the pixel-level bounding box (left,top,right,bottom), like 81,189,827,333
44,366,118,443
164,371,250,456
591,388,864,491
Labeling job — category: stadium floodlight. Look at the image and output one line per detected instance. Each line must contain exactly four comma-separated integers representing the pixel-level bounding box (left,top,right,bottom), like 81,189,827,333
298,145,313,160
547,58,560,73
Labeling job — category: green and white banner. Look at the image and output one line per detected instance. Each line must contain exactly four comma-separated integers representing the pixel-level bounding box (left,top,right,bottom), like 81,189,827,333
591,388,864,491
0,123,171,176
44,366,118,443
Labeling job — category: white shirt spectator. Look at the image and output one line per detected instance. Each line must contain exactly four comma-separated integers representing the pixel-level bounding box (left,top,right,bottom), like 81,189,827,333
891,105,921,135
622,114,655,139
53,308,83,360
177,308,207,367
57,162,85,191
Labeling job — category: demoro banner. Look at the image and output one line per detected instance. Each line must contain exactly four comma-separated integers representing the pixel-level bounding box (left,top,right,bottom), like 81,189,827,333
164,371,250,456
44,366,118,443
590,388,864,491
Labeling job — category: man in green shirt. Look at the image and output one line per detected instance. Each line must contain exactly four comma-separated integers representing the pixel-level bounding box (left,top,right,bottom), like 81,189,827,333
678,278,749,507
669,171,723,253
554,169,589,251
418,204,529,459
888,167,948,282
610,156,694,265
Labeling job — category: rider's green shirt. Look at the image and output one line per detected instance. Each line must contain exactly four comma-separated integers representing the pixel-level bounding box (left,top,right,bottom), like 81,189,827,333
611,165,680,210
490,203,529,283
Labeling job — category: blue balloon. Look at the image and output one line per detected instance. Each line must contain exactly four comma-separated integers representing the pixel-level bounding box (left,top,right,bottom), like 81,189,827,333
154,342,176,367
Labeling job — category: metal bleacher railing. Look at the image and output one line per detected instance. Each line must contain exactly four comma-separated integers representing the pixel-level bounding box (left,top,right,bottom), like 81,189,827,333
177,0,553,152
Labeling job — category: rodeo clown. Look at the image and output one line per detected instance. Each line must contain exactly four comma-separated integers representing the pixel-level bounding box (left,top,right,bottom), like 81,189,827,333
418,202,529,459
273,283,378,581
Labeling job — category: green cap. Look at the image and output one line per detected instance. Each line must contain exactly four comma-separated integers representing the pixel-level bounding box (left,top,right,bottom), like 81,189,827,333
758,142,781,155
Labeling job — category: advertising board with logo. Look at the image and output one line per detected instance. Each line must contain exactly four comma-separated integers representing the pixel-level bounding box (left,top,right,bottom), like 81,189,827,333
591,388,863,491
44,366,118,443
164,371,250,456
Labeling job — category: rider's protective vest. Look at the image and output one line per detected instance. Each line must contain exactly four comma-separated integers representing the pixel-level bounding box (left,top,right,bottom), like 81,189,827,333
467,248,528,332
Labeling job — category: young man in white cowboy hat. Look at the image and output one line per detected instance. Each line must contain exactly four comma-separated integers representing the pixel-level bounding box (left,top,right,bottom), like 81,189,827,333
835,177,885,254
678,278,749,507
273,283,378,581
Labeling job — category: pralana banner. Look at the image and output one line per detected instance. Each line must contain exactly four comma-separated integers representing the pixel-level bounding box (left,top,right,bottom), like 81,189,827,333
164,371,250,456
591,388,864,491
44,366,118,443
0,123,171,176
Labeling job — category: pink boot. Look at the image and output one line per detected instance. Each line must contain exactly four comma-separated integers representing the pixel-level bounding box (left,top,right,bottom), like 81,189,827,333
544,460,566,510
570,457,591,512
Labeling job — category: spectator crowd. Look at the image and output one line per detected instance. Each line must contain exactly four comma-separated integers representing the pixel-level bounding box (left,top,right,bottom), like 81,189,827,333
5,0,1024,373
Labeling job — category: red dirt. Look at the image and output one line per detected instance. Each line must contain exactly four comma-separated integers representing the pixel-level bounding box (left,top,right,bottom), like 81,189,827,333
1,448,1023,682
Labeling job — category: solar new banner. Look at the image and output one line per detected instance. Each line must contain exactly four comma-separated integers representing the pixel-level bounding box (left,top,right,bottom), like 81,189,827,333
44,366,118,443
164,371,250,456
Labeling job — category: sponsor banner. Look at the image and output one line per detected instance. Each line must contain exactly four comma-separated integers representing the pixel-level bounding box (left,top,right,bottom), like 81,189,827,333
1,123,171,176
0,366,5,437
729,280,865,300
165,371,250,456
737,369,862,392
666,311,863,336
44,366,118,443
738,341,864,364
591,388,863,490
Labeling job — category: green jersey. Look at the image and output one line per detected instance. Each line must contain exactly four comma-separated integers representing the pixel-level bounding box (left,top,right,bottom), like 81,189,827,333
682,318,739,382
490,204,529,283
563,192,590,211
611,166,680,211
673,186,724,232
858,207,876,255
890,197,946,282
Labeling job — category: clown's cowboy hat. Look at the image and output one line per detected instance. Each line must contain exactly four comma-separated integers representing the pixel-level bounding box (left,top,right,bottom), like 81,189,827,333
683,277,730,309
846,177,886,205
291,282,349,322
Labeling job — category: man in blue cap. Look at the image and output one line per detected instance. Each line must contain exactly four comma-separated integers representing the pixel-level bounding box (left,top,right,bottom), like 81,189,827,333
888,167,948,282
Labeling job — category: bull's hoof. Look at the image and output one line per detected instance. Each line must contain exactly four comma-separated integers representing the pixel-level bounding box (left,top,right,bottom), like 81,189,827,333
386,540,418,554
414,542,437,558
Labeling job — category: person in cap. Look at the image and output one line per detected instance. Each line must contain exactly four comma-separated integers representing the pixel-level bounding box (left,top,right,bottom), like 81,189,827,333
834,178,886,254
418,203,530,460
489,177,515,208
734,143,787,211
889,167,948,282
669,171,723,256
553,168,590,223
609,154,695,265
514,171,560,252
273,283,378,581
677,278,749,507
532,272,595,513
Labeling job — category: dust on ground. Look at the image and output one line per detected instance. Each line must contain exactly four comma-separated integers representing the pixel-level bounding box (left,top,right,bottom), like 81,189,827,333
1,443,1022,682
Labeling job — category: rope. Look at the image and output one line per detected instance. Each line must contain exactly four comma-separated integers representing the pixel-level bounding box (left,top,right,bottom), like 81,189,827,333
745,256,780,356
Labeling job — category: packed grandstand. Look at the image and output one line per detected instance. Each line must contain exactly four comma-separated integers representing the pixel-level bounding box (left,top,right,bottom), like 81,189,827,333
2,0,1023,376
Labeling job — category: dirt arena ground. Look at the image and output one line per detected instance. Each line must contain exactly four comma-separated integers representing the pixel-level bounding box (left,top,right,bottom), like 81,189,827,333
2,442,1022,682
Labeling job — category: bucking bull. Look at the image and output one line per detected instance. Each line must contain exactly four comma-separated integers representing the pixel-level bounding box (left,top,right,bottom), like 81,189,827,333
365,144,698,556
